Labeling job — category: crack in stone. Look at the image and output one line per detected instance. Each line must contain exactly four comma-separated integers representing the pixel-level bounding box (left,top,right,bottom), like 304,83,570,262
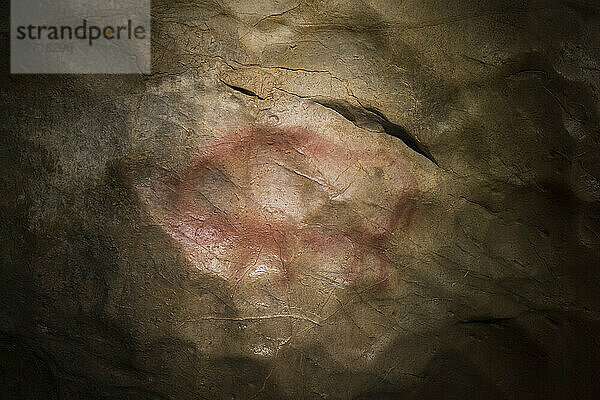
190,314,321,326
220,79,265,100
457,317,514,325
458,195,500,215
217,79,437,166
313,98,439,167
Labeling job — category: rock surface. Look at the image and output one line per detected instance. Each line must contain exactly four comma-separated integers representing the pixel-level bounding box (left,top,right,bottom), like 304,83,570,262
2,1,600,399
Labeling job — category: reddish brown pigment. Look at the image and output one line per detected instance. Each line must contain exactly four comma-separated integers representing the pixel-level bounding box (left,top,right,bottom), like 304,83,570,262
150,125,418,289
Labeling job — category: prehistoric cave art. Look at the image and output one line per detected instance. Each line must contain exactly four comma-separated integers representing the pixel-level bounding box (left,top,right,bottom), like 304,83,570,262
143,125,418,290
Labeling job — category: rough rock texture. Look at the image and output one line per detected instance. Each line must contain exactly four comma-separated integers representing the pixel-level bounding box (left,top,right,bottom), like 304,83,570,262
2,1,600,399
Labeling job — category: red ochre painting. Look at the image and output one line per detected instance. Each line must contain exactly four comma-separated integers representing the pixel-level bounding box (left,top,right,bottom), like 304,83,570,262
137,125,418,290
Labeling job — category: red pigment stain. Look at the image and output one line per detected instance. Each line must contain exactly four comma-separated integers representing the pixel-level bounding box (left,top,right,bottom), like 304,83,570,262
146,125,418,289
